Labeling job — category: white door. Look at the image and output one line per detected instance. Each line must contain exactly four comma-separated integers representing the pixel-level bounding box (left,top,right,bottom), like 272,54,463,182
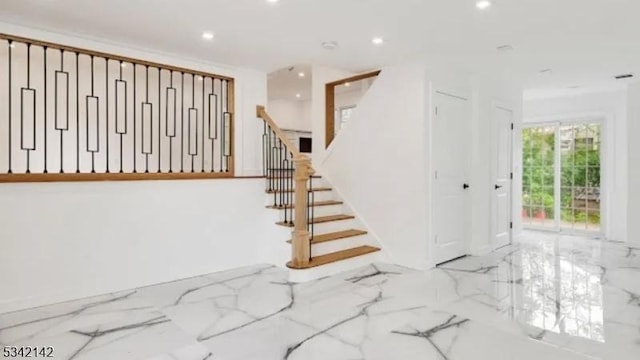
492,106,513,249
433,91,471,264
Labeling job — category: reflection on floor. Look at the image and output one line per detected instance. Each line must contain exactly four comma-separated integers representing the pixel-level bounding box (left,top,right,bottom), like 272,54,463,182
1,231,639,359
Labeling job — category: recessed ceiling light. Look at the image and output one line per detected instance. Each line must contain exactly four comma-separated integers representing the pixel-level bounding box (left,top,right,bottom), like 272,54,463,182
298,72,305,78
295,93,301,99
615,74,633,79
496,45,514,52
476,1,492,10
202,31,215,40
321,41,339,50
372,37,385,46
266,0,279,3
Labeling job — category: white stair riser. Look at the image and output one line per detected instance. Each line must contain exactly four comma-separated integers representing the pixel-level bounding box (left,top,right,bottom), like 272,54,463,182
271,204,343,221
264,191,334,206
311,234,372,257
265,178,329,191
311,218,359,234
287,252,385,283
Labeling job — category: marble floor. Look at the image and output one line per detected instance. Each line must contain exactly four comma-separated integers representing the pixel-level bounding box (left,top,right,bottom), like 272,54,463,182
1,231,639,360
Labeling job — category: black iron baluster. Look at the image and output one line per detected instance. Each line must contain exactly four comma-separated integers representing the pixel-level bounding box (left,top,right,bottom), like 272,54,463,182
228,81,233,172
56,50,68,173
210,78,218,173
87,55,98,173
262,121,267,181
282,148,289,224
220,80,225,172
191,74,196,172
22,43,35,174
279,139,285,208
43,46,48,173
143,65,150,173
133,63,137,173
7,41,12,173
75,52,80,173
158,68,161,173
309,176,315,241
105,58,109,173
270,130,276,204
180,71,184,173
201,76,205,172
289,151,294,224
116,61,126,173
167,70,175,173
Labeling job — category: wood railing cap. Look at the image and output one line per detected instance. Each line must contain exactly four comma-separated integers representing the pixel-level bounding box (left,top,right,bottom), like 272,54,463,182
256,105,303,159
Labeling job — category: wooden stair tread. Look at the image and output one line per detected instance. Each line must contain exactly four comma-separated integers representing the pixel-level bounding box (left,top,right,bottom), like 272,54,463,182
267,200,343,210
276,214,355,227
266,187,332,194
267,175,322,179
287,246,380,269
287,229,368,244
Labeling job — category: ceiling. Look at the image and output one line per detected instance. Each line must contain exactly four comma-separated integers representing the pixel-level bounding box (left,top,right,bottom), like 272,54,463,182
267,64,311,101
1,0,640,93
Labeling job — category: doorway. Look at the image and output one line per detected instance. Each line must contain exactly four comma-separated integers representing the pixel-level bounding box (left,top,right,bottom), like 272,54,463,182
433,91,472,264
522,122,602,233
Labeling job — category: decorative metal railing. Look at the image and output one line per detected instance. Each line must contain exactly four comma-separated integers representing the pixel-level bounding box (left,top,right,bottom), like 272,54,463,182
0,34,234,181
257,106,315,268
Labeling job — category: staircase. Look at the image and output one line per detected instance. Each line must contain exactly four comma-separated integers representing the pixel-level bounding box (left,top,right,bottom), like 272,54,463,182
266,174,380,268
257,106,381,271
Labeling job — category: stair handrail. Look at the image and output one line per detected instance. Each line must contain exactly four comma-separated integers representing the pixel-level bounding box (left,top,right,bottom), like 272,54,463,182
256,105,315,269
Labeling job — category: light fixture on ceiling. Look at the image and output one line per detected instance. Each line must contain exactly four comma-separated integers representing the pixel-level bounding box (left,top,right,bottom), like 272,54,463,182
201,31,215,40
295,93,301,99
298,72,305,78
372,37,385,46
476,1,492,10
322,41,339,50
615,74,633,79
496,44,514,52
266,0,280,3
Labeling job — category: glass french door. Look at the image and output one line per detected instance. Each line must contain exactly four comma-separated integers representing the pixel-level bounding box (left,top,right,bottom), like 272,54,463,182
522,122,602,233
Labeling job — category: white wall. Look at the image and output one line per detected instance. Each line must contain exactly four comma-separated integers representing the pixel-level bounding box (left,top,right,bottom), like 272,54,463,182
320,62,522,269
523,89,628,241
0,23,276,314
321,63,429,269
0,179,285,314
266,98,311,131
627,83,640,244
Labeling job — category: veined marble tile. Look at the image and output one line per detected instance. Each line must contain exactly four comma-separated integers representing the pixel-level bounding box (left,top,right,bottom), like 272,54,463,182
140,343,213,360
2,232,638,359
9,312,197,360
0,290,157,344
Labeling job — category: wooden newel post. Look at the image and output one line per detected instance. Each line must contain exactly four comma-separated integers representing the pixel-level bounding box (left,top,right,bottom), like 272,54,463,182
290,154,315,268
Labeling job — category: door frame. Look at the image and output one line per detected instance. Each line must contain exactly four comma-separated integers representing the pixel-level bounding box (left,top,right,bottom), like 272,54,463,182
491,103,515,250
521,114,607,237
428,84,473,266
